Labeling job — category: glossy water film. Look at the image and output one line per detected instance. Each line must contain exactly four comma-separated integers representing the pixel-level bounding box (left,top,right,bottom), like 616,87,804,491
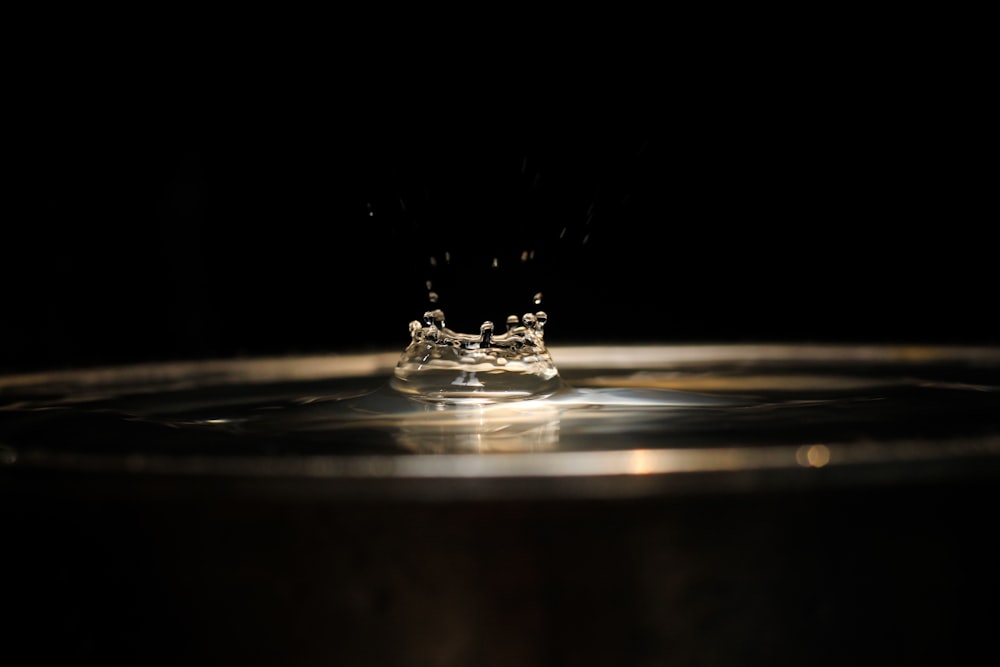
391,308,561,403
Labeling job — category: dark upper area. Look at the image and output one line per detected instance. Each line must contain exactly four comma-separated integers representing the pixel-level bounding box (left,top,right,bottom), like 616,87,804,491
5,76,994,372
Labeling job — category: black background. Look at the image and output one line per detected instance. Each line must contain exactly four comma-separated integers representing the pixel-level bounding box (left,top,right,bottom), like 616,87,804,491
5,49,996,373
3,26,999,667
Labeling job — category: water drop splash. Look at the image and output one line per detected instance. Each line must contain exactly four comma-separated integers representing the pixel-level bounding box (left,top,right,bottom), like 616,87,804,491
391,308,561,403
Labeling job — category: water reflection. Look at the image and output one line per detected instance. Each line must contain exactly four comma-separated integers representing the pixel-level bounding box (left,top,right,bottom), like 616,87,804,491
0,345,998,497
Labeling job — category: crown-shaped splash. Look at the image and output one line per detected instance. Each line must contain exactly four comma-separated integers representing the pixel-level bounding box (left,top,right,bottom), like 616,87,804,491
390,309,562,403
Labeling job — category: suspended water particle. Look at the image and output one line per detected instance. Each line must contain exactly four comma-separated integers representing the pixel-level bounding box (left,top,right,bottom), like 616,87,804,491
444,251,451,263
492,257,499,269
428,291,439,303
533,292,543,305
425,280,433,291
582,233,590,244
520,250,530,263
559,227,567,239
429,256,438,267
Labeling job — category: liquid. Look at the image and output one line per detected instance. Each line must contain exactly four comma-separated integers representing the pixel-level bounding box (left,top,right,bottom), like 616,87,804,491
1,344,999,490
391,308,561,403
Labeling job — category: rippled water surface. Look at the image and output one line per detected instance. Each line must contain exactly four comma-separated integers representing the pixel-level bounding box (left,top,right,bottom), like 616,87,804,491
1,344,999,494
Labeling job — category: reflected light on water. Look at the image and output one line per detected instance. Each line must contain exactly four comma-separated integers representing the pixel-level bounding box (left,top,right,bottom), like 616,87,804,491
796,444,831,468
2,345,998,498
388,446,798,478
629,449,656,475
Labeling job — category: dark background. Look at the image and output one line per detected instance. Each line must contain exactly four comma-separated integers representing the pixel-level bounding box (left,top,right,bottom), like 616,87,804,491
3,31,999,667
5,54,996,373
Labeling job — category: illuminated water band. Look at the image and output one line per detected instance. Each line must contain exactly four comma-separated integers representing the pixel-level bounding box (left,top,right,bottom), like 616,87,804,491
390,309,562,403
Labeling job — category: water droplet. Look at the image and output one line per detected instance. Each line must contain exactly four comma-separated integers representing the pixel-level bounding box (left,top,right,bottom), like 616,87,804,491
392,307,561,404
533,292,543,305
